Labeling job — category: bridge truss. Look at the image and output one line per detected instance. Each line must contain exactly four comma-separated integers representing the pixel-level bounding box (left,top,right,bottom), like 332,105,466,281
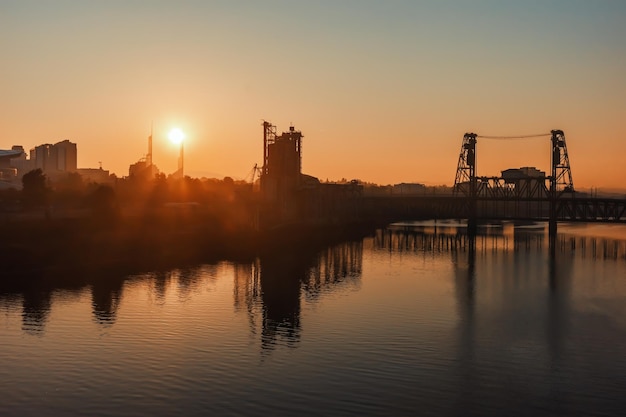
454,130,574,198
556,197,626,223
450,129,626,224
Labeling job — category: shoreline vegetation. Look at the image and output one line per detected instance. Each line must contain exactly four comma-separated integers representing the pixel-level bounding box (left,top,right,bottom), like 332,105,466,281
0,170,401,288
0,207,379,289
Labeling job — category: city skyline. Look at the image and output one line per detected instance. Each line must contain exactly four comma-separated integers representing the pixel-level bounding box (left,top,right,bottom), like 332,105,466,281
2,1,625,188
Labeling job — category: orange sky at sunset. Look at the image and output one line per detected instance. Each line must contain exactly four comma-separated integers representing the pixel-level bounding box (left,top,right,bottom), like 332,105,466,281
2,1,625,190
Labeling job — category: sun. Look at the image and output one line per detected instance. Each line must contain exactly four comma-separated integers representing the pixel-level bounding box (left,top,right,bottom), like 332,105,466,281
168,127,185,145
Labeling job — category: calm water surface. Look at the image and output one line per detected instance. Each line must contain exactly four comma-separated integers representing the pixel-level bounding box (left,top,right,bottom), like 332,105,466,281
1,223,626,416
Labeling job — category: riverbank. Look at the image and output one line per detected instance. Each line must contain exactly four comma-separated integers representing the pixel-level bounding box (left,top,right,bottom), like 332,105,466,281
0,215,379,289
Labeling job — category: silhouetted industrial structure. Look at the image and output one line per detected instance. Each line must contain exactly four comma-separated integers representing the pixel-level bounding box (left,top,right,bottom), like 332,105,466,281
258,121,362,229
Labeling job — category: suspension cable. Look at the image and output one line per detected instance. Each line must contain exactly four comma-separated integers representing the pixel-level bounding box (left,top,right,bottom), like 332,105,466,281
477,133,551,140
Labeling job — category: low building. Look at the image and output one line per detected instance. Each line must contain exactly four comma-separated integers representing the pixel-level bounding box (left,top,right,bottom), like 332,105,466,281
501,167,546,183
8,146,34,180
77,168,113,184
0,147,27,186
129,159,159,179
392,182,426,195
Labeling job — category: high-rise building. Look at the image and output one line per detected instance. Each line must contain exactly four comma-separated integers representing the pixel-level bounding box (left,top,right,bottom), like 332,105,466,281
32,144,53,172
30,140,77,175
51,140,77,172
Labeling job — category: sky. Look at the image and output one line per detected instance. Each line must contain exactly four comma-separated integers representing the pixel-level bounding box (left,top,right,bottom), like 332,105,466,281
1,0,625,189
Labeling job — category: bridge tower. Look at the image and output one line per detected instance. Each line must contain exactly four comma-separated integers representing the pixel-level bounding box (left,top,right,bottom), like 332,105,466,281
454,133,478,235
550,130,574,195
453,133,478,196
549,129,574,240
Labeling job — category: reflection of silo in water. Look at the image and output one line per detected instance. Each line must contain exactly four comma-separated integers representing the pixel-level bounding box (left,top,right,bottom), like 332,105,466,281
176,268,205,301
258,252,306,350
22,290,52,335
91,278,124,326
256,240,364,350
152,271,171,302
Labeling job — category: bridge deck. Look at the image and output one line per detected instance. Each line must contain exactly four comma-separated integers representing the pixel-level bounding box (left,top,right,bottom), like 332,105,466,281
359,195,626,223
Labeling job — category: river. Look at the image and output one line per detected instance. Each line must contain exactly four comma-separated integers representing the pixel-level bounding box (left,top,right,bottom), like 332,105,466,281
1,222,625,416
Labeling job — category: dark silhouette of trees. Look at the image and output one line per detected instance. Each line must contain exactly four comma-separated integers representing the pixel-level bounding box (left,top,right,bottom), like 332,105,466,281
89,185,119,224
22,169,48,209
148,173,168,205
52,172,85,208
55,172,84,192
0,188,20,209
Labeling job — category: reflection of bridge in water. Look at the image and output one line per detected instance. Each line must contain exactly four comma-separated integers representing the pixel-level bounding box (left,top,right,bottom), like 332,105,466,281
375,224,626,261
375,224,625,415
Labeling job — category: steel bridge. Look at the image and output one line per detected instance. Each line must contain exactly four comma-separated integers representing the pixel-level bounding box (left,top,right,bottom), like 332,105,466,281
449,129,626,231
348,130,626,231
353,195,626,230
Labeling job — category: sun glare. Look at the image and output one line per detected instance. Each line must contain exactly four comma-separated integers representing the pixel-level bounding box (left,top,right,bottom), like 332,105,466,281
168,127,185,145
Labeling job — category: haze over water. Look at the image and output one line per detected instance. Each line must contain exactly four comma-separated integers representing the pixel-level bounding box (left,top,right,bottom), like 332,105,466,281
1,223,625,416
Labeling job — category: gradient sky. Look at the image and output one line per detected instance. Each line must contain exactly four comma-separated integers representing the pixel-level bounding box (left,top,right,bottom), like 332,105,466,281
2,0,625,189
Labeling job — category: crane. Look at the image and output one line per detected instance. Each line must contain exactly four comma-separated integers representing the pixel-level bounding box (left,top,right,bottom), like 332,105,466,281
244,163,261,184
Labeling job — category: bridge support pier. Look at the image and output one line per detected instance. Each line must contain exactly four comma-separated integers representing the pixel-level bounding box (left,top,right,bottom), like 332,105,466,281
548,219,557,237
549,228,557,259
467,216,478,237
549,218,557,257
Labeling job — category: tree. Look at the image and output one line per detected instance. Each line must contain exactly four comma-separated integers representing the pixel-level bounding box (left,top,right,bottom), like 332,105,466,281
55,172,84,192
90,185,119,224
22,169,48,209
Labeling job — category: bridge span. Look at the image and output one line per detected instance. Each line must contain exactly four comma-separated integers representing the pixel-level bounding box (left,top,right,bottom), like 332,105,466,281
356,194,626,225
